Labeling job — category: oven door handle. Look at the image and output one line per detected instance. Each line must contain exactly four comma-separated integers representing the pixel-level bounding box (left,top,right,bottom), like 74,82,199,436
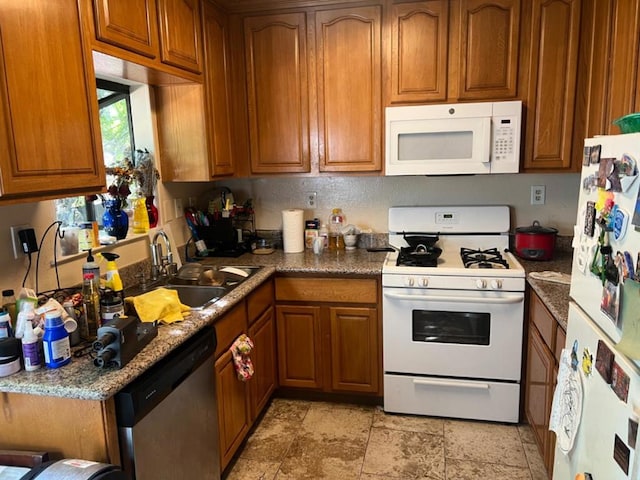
413,378,490,390
383,292,523,304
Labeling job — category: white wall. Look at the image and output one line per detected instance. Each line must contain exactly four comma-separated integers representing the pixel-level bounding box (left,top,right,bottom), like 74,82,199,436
218,172,580,234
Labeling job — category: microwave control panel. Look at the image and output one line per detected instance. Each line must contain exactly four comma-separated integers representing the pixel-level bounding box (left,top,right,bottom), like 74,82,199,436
492,116,517,162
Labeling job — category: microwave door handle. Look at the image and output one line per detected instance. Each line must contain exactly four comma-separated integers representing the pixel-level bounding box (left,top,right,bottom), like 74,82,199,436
383,292,523,304
482,116,491,163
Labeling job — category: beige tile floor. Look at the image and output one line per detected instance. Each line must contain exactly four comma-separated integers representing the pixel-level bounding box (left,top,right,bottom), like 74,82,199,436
224,398,549,480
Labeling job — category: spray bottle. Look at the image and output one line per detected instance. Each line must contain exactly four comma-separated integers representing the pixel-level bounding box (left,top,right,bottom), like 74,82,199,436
101,252,124,296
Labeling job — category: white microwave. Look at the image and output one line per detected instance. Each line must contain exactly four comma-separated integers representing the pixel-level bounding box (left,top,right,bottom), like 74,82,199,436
385,100,522,176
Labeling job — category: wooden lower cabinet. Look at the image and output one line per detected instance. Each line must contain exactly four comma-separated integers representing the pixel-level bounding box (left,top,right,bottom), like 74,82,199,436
0,393,119,464
276,305,324,389
248,305,277,419
330,307,379,393
215,279,276,472
524,289,565,477
215,348,250,470
275,276,381,395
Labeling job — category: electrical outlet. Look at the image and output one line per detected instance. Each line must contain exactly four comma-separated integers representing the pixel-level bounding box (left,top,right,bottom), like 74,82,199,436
531,185,546,205
10,224,30,259
174,198,184,219
305,192,317,209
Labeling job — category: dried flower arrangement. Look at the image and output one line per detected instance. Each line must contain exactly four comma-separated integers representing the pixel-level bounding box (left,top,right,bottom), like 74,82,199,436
102,149,159,207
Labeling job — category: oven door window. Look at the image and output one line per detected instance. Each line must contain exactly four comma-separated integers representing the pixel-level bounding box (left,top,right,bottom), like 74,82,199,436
412,310,490,345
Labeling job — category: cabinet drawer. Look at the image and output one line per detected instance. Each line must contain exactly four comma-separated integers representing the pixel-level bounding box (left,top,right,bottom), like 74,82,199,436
530,292,556,348
275,277,378,304
247,280,274,325
214,301,247,358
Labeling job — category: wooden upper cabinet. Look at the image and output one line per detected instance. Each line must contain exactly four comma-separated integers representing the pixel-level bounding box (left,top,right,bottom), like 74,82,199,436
157,0,203,74
0,0,105,200
576,0,640,140
92,0,159,58
521,0,581,171
86,0,202,80
202,0,234,177
449,0,520,100
315,6,382,172
244,13,311,174
389,1,449,104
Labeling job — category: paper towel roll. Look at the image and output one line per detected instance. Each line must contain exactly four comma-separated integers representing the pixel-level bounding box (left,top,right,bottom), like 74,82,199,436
282,209,304,253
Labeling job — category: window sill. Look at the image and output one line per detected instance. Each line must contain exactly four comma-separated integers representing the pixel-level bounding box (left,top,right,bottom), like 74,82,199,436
50,232,150,267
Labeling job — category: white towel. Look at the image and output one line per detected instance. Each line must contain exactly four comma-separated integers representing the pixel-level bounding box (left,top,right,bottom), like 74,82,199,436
528,271,572,285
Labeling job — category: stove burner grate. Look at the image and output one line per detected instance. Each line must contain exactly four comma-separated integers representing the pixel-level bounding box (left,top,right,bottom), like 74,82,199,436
460,247,509,269
396,246,441,267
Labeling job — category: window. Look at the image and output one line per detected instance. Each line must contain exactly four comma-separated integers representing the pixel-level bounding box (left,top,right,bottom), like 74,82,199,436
55,80,135,227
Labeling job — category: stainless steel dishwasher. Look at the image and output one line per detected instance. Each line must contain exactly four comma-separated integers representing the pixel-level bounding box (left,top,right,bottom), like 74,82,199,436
115,325,219,480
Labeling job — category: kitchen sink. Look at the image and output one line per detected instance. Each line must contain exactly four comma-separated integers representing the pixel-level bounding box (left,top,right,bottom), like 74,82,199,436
161,284,228,310
126,264,262,310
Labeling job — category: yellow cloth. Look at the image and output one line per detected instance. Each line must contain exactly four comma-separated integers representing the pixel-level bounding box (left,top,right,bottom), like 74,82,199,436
127,288,190,324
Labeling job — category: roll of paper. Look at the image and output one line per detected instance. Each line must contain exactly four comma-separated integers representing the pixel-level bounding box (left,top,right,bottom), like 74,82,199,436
282,209,304,253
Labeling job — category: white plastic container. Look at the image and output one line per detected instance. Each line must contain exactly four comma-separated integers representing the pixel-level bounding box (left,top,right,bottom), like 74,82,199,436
21,318,41,371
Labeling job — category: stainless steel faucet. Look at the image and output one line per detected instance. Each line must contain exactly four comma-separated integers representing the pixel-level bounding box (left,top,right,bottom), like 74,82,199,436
150,230,178,280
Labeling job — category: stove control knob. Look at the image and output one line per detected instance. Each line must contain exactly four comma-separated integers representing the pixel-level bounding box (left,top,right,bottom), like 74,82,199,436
406,277,415,287
491,279,503,289
420,277,429,287
476,279,487,289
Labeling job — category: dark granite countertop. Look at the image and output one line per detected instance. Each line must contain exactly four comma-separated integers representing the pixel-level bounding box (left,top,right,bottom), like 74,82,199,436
518,249,574,331
0,249,386,401
0,244,573,401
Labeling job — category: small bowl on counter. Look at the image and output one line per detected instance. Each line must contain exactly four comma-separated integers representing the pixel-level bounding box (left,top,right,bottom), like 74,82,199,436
344,234,359,250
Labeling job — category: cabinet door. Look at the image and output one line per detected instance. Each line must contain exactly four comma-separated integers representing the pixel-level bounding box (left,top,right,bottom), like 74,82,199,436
524,324,555,468
202,1,234,177
329,306,380,394
576,0,640,139
389,1,449,104
276,305,323,389
244,13,310,174
315,6,382,172
157,0,203,74
248,306,277,420
449,0,520,100
0,0,105,198
521,0,581,171
92,0,159,58
215,349,249,471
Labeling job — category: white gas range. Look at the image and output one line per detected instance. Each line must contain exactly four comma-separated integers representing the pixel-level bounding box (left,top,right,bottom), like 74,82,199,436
382,205,526,423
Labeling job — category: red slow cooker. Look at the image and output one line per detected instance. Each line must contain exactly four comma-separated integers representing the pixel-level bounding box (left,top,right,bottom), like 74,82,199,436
514,221,558,260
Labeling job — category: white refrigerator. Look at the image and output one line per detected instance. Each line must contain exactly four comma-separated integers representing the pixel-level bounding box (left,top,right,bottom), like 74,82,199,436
553,133,640,479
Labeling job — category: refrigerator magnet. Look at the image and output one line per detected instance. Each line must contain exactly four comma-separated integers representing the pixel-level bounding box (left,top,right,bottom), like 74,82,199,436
613,434,630,475
611,361,630,403
584,201,596,237
583,145,592,166
612,207,629,241
581,347,593,376
595,339,614,383
590,144,601,164
629,416,638,449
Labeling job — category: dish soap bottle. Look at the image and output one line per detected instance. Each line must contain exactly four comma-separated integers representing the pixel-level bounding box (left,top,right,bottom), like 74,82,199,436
328,208,346,251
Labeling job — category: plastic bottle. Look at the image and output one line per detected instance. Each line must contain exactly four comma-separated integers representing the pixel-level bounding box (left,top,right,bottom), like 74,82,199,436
42,311,71,368
0,311,12,338
81,272,101,339
14,301,35,339
101,252,123,295
82,249,101,292
2,289,17,329
132,195,150,233
319,223,329,249
21,317,41,371
328,208,346,251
